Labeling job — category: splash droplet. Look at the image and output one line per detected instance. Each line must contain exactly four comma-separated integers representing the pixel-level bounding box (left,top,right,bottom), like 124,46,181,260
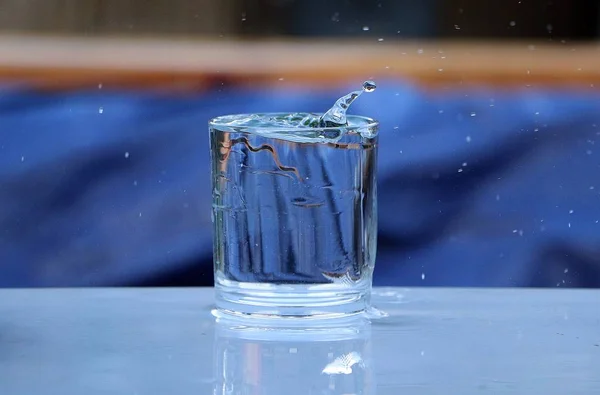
363,80,376,92
319,81,376,127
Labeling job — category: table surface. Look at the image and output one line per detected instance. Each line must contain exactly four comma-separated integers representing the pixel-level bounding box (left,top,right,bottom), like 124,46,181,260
0,287,598,394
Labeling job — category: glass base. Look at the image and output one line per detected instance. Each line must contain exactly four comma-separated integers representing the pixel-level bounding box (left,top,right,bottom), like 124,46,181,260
214,277,371,319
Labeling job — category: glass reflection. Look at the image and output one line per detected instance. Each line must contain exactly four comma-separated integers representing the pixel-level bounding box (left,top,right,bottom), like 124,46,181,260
213,315,374,395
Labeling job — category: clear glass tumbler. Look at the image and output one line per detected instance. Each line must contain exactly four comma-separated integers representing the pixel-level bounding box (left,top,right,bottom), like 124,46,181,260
209,113,378,318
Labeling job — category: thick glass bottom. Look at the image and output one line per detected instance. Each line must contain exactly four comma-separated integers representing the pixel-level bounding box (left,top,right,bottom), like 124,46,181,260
214,276,371,319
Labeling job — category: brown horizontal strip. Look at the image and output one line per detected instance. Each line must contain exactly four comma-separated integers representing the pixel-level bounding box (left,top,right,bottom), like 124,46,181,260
0,35,599,91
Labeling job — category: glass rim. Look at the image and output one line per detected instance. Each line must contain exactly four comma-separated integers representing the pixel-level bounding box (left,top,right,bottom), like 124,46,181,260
208,112,379,134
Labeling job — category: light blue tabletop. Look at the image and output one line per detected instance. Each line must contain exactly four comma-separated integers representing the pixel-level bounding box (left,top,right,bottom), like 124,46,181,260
0,287,598,394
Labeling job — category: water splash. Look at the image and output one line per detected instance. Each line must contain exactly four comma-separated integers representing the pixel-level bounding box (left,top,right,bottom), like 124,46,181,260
319,81,377,127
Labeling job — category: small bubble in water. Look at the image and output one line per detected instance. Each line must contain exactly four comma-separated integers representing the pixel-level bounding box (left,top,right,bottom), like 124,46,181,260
362,26,370,31
330,12,340,22
417,48,424,54
470,112,476,117
377,38,384,42
509,21,516,27
124,152,130,158
363,80,376,92
20,156,25,162
569,209,574,214
98,107,104,114
466,135,472,143
454,24,461,30
564,268,569,273
98,83,103,89
421,273,425,280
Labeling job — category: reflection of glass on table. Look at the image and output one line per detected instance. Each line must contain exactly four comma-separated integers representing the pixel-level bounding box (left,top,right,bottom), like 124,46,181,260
210,113,379,318
213,314,374,395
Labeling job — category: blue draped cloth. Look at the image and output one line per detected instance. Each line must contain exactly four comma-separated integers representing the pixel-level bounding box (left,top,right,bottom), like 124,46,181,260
1,81,599,287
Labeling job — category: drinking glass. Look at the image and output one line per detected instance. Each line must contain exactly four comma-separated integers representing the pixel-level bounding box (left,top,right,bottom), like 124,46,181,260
209,113,378,318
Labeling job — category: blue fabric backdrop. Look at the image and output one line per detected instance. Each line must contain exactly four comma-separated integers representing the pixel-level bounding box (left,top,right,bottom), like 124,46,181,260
1,81,599,287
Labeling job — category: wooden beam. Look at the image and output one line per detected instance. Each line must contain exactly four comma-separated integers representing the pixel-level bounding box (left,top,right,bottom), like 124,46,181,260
0,35,599,91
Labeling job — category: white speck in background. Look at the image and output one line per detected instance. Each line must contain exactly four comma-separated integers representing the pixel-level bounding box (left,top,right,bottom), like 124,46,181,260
124,152,130,158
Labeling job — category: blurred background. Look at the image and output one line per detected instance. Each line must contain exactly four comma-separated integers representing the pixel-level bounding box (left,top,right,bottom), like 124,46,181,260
1,0,599,288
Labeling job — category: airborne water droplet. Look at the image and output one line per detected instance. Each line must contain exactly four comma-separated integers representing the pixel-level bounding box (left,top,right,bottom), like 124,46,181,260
363,80,376,92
